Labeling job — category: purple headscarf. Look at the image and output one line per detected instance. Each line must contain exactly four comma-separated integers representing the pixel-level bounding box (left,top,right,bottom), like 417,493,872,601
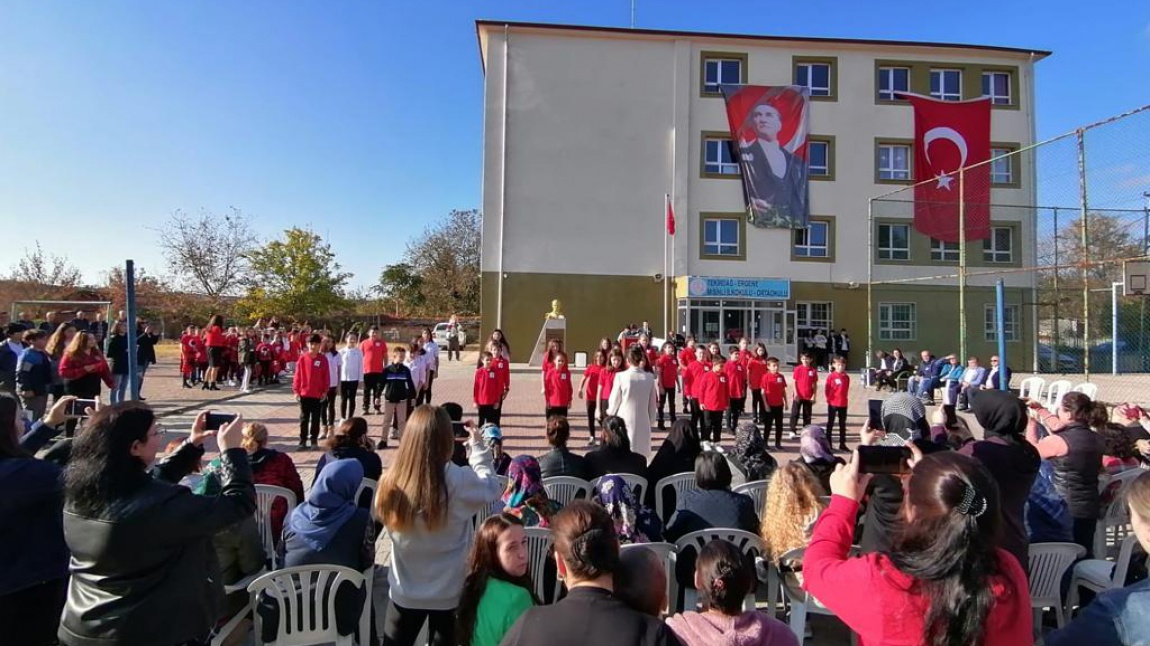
800,425,835,464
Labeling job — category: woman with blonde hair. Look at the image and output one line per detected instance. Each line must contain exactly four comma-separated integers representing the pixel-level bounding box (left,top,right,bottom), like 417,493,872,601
58,331,112,407
377,405,502,646
760,461,825,563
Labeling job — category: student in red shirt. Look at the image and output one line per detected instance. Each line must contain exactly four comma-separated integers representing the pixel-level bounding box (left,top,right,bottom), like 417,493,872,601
597,349,624,428
202,314,227,391
683,345,710,435
544,351,573,419
761,357,789,449
490,347,511,426
655,342,679,430
474,351,505,427
790,352,819,439
697,354,730,450
292,333,330,450
724,345,748,431
746,343,769,426
825,355,851,451
179,325,199,388
578,350,607,446
677,336,697,414
255,334,276,386
359,327,388,415
735,337,753,367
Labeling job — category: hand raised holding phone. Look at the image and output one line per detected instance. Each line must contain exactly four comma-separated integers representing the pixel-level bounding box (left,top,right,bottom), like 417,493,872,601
216,414,246,452
829,450,873,502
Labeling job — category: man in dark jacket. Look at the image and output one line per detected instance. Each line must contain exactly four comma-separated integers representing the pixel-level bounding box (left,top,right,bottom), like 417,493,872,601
16,329,53,421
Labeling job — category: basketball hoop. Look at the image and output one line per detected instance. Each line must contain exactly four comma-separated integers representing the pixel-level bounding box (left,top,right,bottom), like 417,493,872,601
1124,260,1150,296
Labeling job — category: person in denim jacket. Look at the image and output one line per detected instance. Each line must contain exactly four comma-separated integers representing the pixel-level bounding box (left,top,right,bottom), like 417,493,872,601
1048,470,1150,646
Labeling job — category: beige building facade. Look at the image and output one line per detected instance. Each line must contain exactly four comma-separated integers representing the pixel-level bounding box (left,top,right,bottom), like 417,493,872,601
477,21,1049,367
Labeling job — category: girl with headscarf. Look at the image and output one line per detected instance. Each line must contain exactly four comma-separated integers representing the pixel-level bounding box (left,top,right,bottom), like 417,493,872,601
730,421,778,483
263,459,375,641
879,392,929,441
962,389,1040,573
501,456,562,528
593,474,663,544
645,418,702,509
796,425,843,495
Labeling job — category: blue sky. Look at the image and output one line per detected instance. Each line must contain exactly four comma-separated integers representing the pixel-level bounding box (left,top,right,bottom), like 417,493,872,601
1,0,1148,289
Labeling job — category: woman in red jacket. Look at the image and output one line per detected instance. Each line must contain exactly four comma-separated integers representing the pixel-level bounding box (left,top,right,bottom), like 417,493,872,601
59,332,113,437
201,314,227,391
804,450,1032,646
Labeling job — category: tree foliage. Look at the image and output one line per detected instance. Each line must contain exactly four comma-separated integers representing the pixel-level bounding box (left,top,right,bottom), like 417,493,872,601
376,263,425,316
239,227,353,320
7,242,84,295
399,209,481,316
155,207,258,298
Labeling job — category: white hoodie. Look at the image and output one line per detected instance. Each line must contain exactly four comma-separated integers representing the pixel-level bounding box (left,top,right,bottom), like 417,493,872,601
339,346,364,382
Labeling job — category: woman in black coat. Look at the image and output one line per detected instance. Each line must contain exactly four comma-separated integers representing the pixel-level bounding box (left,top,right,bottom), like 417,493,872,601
538,415,589,480
644,418,701,510
59,405,256,646
584,416,647,481
134,324,159,399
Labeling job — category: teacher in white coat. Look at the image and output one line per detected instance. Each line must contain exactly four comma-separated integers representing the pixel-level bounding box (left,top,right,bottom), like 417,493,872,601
608,345,659,457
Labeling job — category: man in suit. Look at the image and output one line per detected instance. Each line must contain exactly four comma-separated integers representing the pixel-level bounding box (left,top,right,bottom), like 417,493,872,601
740,102,808,228
906,350,940,402
957,357,988,411
981,355,1013,392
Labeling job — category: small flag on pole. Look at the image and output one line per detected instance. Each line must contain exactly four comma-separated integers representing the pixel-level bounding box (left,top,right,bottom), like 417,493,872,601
666,196,676,236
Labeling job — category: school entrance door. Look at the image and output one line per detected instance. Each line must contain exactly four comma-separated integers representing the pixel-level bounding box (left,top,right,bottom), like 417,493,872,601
677,299,797,363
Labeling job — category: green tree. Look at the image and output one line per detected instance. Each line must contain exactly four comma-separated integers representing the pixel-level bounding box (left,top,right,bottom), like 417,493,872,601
402,209,481,315
376,263,425,316
239,227,353,319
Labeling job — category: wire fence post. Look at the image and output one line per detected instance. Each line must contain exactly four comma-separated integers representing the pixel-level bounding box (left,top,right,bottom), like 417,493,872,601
126,260,139,401
996,279,1007,389
1112,281,1122,375
1077,129,1091,380
958,166,967,363
866,198,874,372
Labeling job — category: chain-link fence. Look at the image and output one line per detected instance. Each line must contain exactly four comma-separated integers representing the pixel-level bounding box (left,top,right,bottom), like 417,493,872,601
868,104,1150,378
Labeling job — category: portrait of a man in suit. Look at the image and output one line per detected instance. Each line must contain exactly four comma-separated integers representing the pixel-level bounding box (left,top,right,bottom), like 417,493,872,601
739,101,809,228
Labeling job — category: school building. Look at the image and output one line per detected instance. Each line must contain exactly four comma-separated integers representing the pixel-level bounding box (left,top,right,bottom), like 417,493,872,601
476,21,1049,366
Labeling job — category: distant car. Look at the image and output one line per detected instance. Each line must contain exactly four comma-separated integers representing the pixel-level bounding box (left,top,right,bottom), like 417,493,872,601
1037,343,1080,373
433,322,466,346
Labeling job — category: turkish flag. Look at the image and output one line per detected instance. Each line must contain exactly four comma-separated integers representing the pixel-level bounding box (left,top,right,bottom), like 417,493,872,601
666,197,676,236
905,94,992,242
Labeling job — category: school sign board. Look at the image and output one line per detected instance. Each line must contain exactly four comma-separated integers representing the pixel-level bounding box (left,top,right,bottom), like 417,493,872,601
687,276,791,300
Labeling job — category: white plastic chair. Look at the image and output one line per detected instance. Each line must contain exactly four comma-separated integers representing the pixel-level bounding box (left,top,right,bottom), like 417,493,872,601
1028,542,1086,629
621,541,677,615
673,528,764,613
1094,468,1145,558
542,476,592,507
1066,535,1142,618
524,527,561,604
1071,382,1098,400
1043,379,1074,412
775,546,846,640
355,478,377,507
247,564,367,646
1018,376,1046,401
255,484,298,558
733,480,770,515
655,473,699,524
590,473,648,504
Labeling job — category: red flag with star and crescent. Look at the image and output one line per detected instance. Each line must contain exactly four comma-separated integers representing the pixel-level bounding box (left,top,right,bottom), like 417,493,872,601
903,94,992,243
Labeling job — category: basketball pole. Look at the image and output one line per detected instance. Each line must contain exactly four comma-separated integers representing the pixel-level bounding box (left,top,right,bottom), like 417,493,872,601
1113,281,1122,375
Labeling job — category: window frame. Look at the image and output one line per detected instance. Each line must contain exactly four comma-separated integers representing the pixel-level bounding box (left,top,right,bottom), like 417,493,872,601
791,216,836,262
982,226,1014,264
699,214,746,261
929,68,963,101
807,135,835,181
876,65,911,102
877,222,912,262
700,52,748,97
796,302,834,333
879,302,917,342
989,142,1022,188
792,56,838,101
981,70,1014,106
699,131,741,179
875,138,914,184
984,304,1021,342
930,238,961,263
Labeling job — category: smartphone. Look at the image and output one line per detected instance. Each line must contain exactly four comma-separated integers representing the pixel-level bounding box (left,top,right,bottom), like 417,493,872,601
452,421,468,442
867,399,884,431
66,399,97,417
857,445,913,475
205,411,238,430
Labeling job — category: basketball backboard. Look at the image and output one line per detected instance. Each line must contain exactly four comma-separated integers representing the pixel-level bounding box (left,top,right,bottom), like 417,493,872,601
1124,260,1150,296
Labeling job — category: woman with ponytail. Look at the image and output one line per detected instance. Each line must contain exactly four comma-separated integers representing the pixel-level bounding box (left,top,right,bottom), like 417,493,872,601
1025,391,1107,556
803,450,1032,645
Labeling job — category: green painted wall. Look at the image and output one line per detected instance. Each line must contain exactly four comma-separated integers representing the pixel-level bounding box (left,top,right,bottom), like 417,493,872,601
482,272,1034,369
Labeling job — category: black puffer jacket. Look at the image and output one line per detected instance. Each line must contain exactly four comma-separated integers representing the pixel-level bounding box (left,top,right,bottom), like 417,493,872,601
1049,423,1105,519
59,444,256,646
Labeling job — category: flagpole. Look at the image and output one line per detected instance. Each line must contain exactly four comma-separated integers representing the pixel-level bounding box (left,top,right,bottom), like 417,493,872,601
663,193,669,338
959,166,968,362
670,194,676,336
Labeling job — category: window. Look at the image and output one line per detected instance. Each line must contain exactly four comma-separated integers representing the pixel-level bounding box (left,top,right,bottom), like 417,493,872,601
796,302,834,332
982,71,1012,105
879,303,916,341
795,61,832,97
930,68,963,101
983,226,1013,263
808,139,831,178
984,304,1020,341
877,66,910,101
930,238,960,262
793,220,830,258
702,218,741,257
703,55,744,94
878,223,910,260
704,137,739,175
990,147,1014,185
878,144,911,181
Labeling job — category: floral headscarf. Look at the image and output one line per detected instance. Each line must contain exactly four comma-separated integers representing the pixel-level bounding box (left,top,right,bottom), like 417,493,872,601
800,425,835,464
593,475,662,544
501,455,561,528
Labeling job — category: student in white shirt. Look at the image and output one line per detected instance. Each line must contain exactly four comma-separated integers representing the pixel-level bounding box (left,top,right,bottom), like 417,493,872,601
320,336,343,439
338,333,364,423
420,327,441,405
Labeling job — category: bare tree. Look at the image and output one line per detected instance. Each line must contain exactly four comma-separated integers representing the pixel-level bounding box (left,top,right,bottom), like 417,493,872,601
402,209,481,315
8,242,83,288
155,207,258,298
